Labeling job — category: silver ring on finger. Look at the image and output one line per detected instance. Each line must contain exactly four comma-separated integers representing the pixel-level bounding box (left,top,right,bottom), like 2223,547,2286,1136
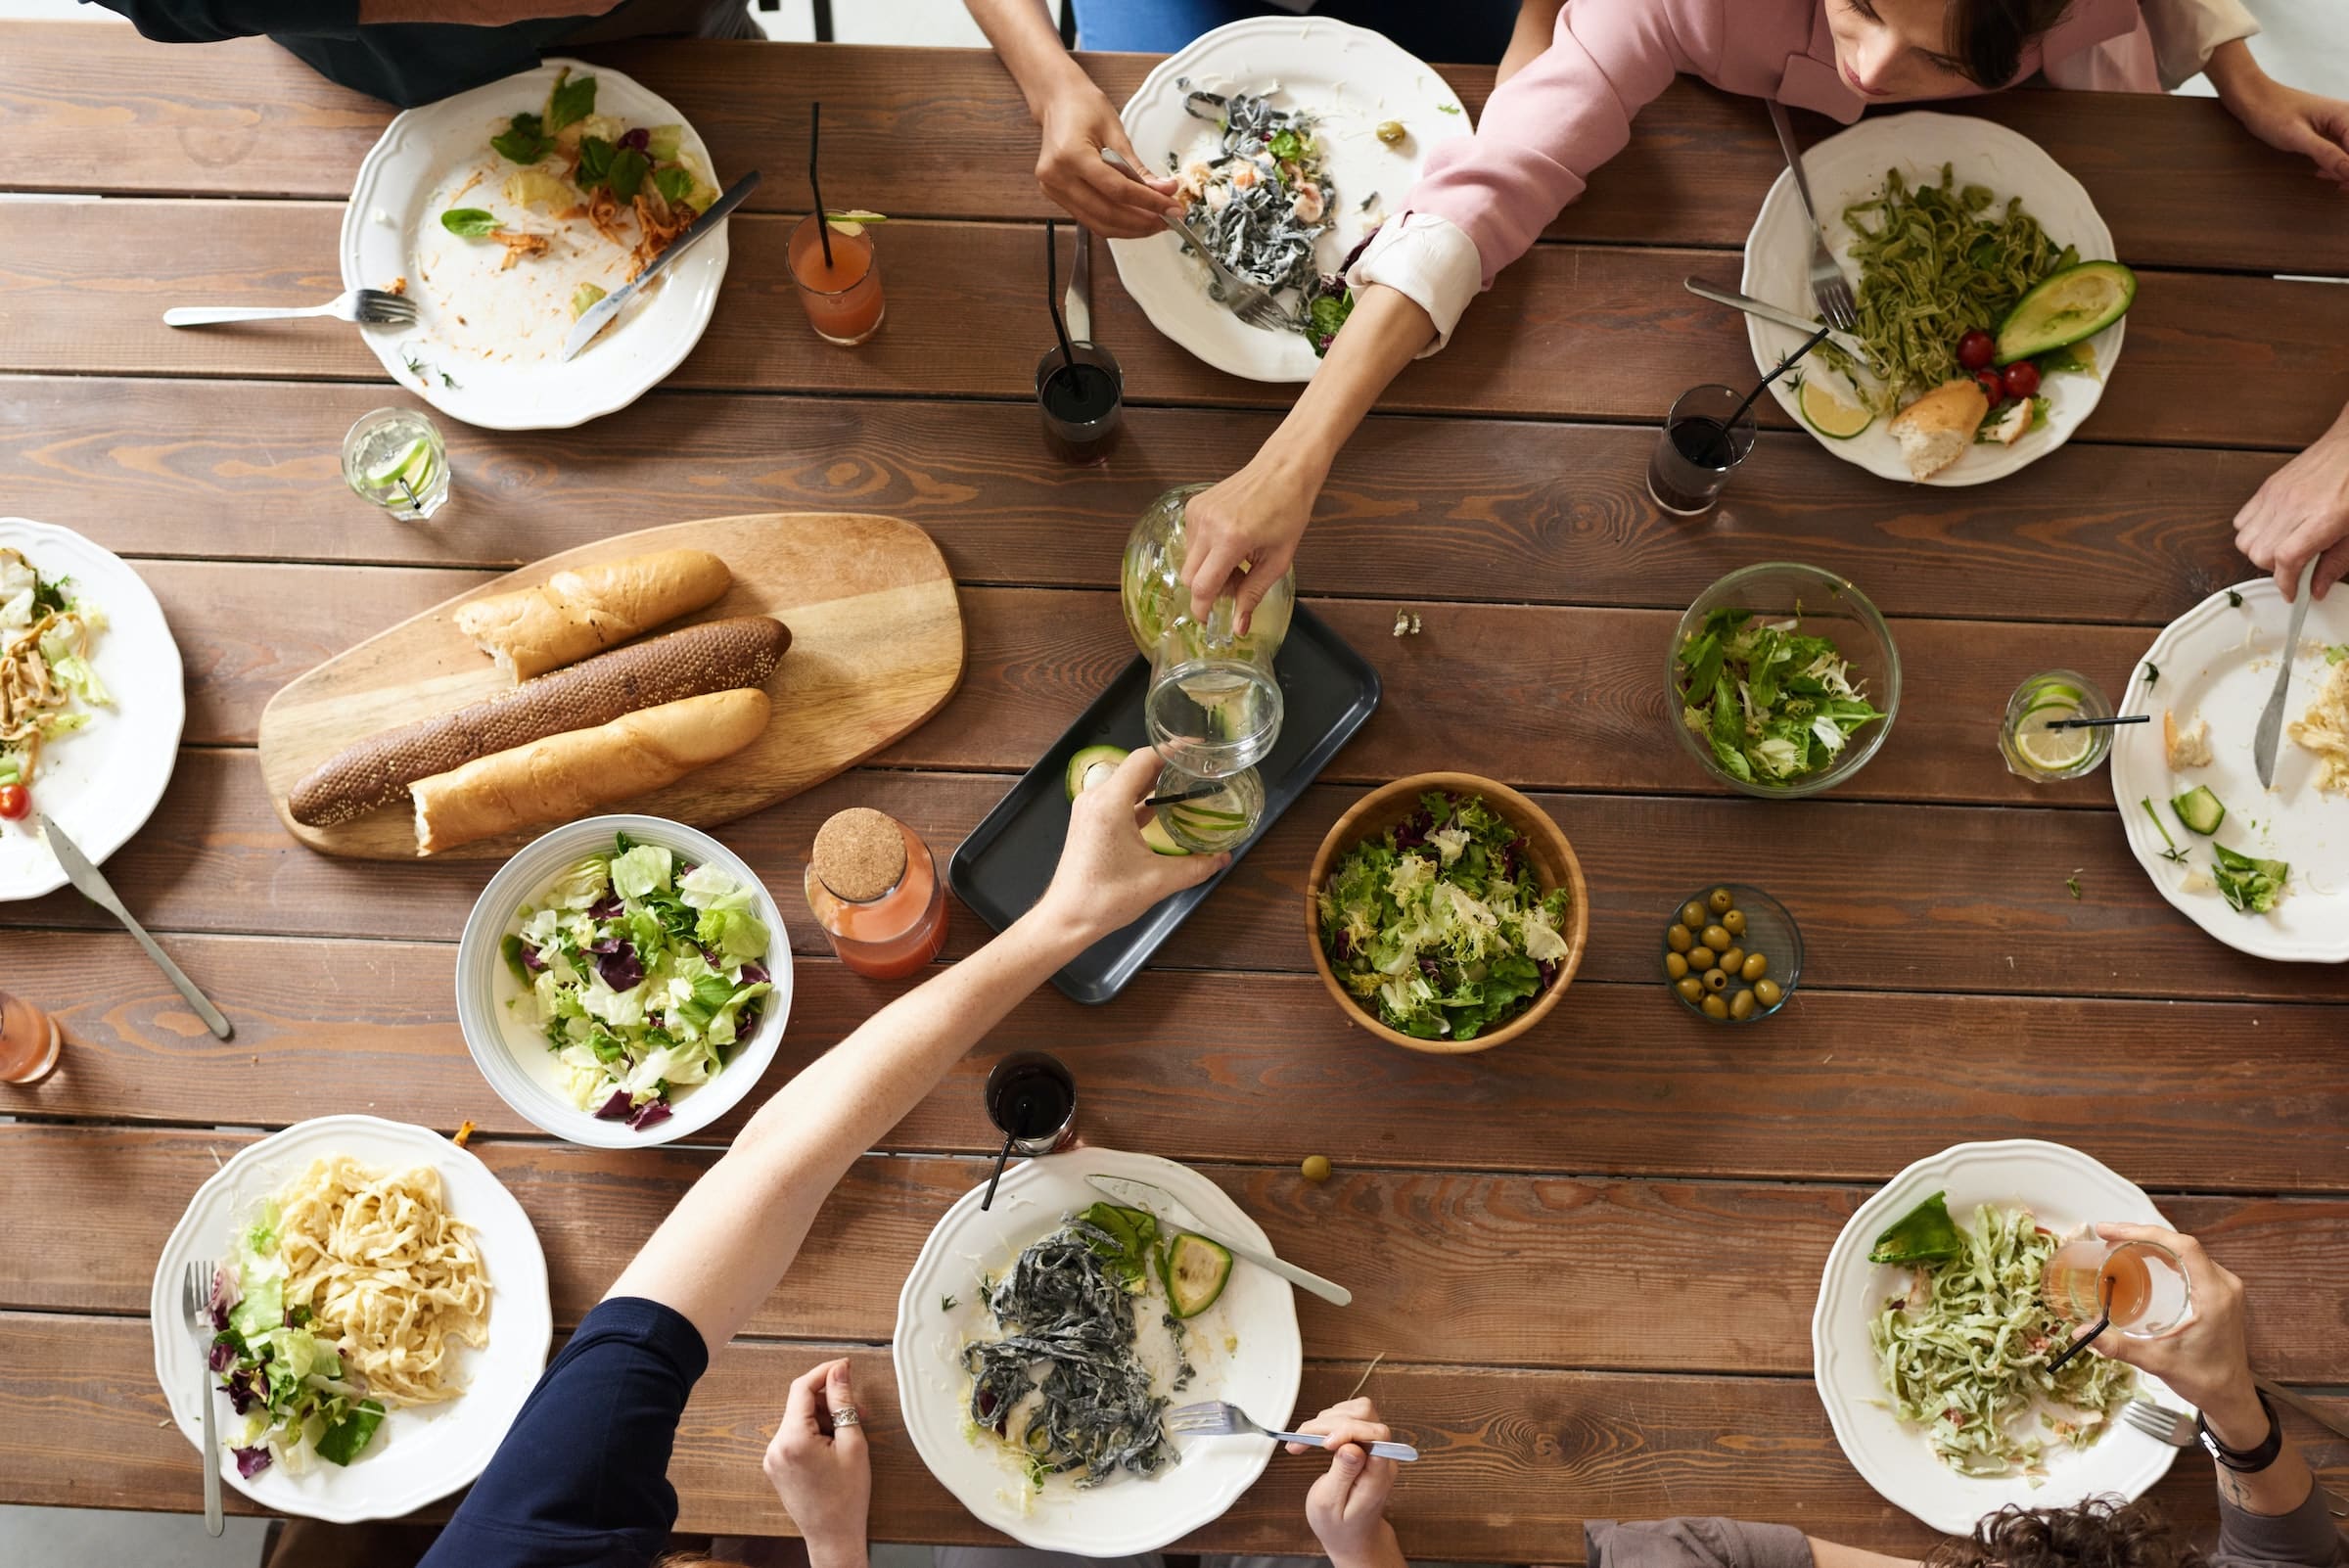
831,1407,861,1429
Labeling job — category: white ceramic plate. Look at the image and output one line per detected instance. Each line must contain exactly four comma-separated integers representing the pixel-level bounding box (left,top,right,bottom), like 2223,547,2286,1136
0,518,183,900
1740,112,2122,485
1110,16,1470,383
454,814,793,1147
1813,1139,2181,1536
2111,579,2349,962
150,1115,553,1523
893,1145,1304,1555
341,59,726,430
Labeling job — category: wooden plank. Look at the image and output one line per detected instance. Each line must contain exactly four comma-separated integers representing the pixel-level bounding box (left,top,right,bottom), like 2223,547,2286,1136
5,28,2340,275
6,1312,2341,1550
21,752,2349,1009
6,931,2345,1189
0,376,2276,627
135,560,2202,807
5,204,2342,448
12,1125,2349,1382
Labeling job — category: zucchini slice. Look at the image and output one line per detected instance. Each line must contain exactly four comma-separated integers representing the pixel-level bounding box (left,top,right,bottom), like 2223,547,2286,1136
2172,785,2227,837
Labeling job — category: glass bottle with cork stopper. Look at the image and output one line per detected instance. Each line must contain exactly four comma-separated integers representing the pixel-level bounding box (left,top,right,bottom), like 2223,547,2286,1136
803,807,948,980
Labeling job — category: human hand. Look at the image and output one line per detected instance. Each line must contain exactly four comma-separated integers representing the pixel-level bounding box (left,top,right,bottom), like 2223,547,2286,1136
762,1359,872,1568
2234,414,2349,599
1035,74,1182,238
1032,746,1227,945
1288,1398,1407,1568
2080,1224,2259,1430
2223,75,2349,190
1177,455,1321,629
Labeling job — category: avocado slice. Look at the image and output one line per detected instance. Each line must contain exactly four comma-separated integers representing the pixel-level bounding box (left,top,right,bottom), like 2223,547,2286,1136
1994,260,2136,366
1064,744,1128,802
1160,1232,1234,1318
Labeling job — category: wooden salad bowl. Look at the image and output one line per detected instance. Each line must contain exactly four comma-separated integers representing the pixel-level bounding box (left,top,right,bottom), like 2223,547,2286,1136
1304,772,1589,1055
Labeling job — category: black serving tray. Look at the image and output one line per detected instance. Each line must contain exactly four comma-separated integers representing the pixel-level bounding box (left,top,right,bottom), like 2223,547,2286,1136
948,604,1380,1004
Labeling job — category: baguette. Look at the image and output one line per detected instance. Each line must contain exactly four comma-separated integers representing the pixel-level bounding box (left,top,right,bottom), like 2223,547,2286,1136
1887,379,1989,481
456,548,732,679
289,616,791,827
410,688,770,855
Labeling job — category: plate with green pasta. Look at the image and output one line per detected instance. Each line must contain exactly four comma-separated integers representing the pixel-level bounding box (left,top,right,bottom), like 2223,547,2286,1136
1812,1139,2184,1535
1739,113,2126,485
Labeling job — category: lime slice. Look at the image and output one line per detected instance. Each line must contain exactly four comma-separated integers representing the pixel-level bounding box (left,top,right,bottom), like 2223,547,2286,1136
825,218,866,238
2014,715,2092,772
1798,377,1873,439
367,437,432,490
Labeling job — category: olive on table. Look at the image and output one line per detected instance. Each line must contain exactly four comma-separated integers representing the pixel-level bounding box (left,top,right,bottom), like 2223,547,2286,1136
1676,976,1705,1003
1722,908,1747,937
1707,887,1733,914
1754,978,1784,1007
1681,900,1708,930
1301,1155,1332,1183
1701,993,1729,1020
1699,924,1731,953
1687,945,1718,972
1741,952,1769,982
1730,989,1757,1021
1702,968,1729,993
1716,947,1745,978
1667,924,1694,953
1665,951,1689,980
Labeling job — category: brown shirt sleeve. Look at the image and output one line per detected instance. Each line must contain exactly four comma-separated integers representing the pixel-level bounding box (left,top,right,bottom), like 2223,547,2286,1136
1587,1518,1819,1568
2211,1487,2349,1568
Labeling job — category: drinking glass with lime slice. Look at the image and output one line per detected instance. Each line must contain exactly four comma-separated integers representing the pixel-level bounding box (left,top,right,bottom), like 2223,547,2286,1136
342,407,450,521
2000,669,2112,781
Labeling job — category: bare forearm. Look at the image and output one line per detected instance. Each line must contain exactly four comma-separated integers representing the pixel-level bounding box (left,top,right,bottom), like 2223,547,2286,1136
1263,283,1435,483
1498,0,1565,86
2201,1383,2317,1517
966,0,1090,121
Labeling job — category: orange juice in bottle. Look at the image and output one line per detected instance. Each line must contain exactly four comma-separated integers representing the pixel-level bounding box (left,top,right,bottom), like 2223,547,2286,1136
803,807,947,980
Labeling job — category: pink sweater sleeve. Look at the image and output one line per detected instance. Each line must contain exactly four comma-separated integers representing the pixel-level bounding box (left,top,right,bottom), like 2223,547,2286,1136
1405,0,1706,286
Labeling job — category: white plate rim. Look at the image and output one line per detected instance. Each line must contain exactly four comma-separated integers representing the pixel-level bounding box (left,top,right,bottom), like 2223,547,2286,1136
0,517,184,901
147,1114,554,1522
891,1145,1304,1555
339,58,727,432
1810,1137,2182,1536
1739,111,2122,486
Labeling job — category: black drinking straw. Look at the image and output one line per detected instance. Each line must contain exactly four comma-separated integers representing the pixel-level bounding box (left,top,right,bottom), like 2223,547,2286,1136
2046,1272,2115,1375
1681,324,1832,468
808,101,833,269
979,1128,1016,1212
1044,219,1077,378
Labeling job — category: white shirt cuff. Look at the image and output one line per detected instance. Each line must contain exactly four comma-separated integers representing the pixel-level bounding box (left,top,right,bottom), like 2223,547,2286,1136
2142,0,2259,90
1348,212,1485,356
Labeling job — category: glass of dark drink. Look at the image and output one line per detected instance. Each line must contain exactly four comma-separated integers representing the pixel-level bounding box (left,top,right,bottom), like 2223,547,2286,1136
986,1051,1077,1156
1647,384,1759,516
1035,343,1124,465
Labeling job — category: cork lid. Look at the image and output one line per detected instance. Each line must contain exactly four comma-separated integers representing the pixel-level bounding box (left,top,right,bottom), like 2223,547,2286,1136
812,808,906,902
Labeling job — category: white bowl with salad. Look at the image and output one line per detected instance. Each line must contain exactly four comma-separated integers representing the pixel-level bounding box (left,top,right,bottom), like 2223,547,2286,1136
455,814,791,1148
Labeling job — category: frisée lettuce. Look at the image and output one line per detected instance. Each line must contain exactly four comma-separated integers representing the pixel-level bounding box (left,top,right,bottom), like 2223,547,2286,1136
503,833,772,1130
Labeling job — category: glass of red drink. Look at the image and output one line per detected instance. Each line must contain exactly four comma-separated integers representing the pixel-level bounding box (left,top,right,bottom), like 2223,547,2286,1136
789,214,886,346
2042,1232,2192,1338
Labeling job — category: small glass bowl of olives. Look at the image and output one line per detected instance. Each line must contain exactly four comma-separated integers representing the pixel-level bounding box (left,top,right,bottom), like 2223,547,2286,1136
1662,884,1802,1025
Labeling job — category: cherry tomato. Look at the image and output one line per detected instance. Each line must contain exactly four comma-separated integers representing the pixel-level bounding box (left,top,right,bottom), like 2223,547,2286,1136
1973,369,2006,406
2002,359,2042,399
0,784,27,821
1957,329,1996,371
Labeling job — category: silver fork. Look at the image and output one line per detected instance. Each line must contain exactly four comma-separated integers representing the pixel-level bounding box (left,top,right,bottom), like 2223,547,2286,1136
183,1258,225,1536
1098,148,1291,332
164,287,418,329
1165,1401,1420,1460
1767,101,1858,333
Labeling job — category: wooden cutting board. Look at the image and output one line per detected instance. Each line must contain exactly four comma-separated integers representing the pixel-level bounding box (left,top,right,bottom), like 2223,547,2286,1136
257,512,964,859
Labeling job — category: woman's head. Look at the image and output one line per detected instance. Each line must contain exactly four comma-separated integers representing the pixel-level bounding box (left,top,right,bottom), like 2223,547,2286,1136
1826,0,2076,100
1928,1499,2203,1568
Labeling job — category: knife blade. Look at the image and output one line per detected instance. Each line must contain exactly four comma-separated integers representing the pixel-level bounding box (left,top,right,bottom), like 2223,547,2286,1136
1065,223,1093,344
38,814,232,1040
561,169,762,362
1086,1174,1352,1307
2253,558,2320,789
1682,277,1865,357
2258,1374,2349,1446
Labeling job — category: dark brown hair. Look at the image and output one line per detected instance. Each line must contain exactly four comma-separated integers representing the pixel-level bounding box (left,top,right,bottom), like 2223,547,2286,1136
1926,1498,2204,1568
1945,0,2079,88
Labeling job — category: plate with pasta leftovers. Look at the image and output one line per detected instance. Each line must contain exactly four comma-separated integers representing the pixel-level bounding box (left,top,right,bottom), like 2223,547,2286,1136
1812,1139,2182,1536
0,518,183,900
341,59,727,430
151,1115,553,1522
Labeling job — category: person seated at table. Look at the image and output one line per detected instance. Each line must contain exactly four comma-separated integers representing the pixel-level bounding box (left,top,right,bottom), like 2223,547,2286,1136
1154,0,2349,630
82,0,760,109
964,0,1561,239
769,1222,2344,1568
2236,398,2349,602
399,747,1225,1568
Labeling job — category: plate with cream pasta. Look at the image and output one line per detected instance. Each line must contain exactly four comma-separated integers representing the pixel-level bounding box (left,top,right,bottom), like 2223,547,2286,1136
149,1115,553,1522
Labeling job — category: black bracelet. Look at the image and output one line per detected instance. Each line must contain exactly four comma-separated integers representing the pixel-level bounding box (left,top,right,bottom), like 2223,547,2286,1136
2198,1390,2283,1473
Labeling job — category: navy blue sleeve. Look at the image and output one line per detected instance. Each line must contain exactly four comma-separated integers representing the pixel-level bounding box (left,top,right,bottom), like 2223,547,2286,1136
81,0,360,43
420,1296,713,1568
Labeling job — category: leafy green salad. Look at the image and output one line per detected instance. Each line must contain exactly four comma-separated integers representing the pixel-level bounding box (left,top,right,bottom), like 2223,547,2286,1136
207,1206,386,1479
504,835,772,1131
1676,608,1886,786
1315,792,1574,1042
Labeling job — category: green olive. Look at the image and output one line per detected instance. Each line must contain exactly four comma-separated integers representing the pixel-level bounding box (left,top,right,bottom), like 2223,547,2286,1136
1301,1154,1332,1182
1687,945,1718,972
1666,924,1693,953
1665,951,1689,980
1707,887,1734,914
1701,993,1729,1020
1722,908,1747,937
1697,925,1728,953
1741,952,1769,982
1375,118,1406,145
1681,900,1708,930
1730,989,1757,1021
1702,968,1730,993
1715,947,1745,978
1676,976,1705,1003
1754,978,1784,1007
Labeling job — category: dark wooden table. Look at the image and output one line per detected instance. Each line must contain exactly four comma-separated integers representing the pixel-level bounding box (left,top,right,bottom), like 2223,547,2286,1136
1,24,2344,1559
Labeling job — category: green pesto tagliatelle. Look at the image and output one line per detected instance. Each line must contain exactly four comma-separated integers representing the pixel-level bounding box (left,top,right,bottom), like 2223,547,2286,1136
1676,609,1885,787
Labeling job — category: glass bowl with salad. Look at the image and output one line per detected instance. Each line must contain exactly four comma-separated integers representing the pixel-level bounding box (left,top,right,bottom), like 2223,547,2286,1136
454,814,791,1147
1307,773,1588,1055
1668,564,1900,799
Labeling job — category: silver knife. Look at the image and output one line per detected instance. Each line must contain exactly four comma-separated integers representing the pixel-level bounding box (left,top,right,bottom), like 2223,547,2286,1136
561,168,762,362
2253,558,2320,789
1065,222,1093,344
38,813,232,1040
1086,1174,1352,1307
1682,277,1865,357
2259,1374,2349,1445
